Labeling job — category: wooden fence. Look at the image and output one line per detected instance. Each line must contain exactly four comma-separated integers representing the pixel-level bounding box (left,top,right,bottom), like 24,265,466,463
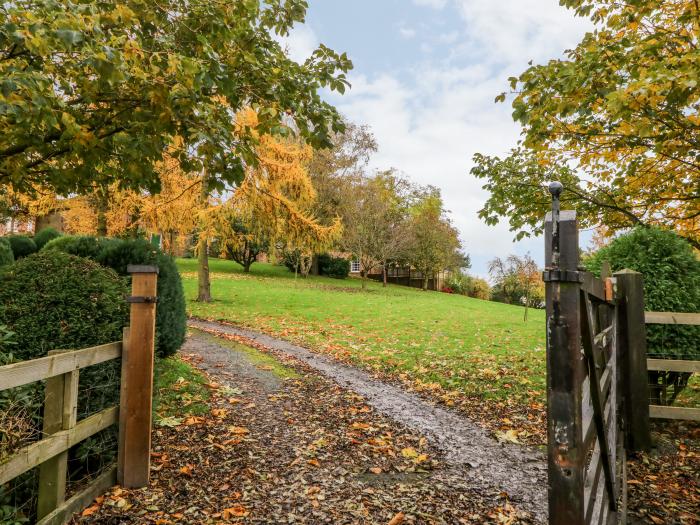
644,311,700,421
0,265,158,524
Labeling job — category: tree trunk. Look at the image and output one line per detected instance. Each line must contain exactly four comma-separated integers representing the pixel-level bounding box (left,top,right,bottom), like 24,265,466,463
95,187,109,237
382,265,387,287
423,274,429,290
243,261,251,272
196,174,212,302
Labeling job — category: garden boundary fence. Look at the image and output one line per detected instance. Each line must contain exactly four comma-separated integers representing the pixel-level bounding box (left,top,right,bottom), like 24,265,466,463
0,265,158,524
644,311,700,421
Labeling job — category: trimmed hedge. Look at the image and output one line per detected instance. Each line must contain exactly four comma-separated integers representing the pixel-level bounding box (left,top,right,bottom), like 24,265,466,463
97,239,186,358
0,237,14,267
42,235,121,259
7,234,37,259
318,253,350,279
0,251,129,362
585,227,700,360
33,227,61,250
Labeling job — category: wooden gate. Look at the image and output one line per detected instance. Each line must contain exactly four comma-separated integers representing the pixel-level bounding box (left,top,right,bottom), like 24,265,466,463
544,183,627,524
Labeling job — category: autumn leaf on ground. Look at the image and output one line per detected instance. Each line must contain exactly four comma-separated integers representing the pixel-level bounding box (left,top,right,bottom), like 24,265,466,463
82,504,101,517
179,464,194,477
401,447,418,459
222,505,249,519
229,426,250,435
370,467,382,474
388,511,405,525
211,408,228,419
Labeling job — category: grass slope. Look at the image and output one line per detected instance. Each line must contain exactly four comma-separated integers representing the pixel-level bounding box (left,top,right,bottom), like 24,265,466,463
178,259,546,409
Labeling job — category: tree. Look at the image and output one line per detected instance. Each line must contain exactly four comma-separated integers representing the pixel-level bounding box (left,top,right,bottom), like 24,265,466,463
404,191,463,291
1,0,351,198
336,177,383,289
220,215,270,273
471,1,700,249
488,254,544,319
209,108,341,293
308,122,378,226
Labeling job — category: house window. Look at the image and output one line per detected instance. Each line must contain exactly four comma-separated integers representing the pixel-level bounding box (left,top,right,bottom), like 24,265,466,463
350,260,360,273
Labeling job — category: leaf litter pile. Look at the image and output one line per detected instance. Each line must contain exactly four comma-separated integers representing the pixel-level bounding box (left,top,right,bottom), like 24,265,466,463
74,331,531,524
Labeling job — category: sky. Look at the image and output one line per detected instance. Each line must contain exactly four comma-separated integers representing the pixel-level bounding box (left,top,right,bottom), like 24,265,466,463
280,0,593,278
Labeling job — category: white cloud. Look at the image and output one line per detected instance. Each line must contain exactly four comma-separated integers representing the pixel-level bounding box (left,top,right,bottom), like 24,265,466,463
399,25,417,39
413,0,448,8
328,1,592,277
276,24,319,63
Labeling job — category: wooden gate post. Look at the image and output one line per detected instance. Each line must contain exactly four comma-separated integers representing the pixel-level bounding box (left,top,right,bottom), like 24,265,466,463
614,270,652,452
118,265,158,488
544,183,586,524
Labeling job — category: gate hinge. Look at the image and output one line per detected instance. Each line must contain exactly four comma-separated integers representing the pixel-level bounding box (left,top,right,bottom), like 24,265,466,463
127,295,159,304
542,269,582,283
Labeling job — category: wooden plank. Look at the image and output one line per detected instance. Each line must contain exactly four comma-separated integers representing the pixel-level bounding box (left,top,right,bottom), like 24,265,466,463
117,327,130,485
0,406,118,485
644,311,700,325
615,270,652,452
649,405,700,421
646,359,700,373
36,465,116,525
0,342,121,391
118,269,158,488
581,291,617,508
581,272,607,302
37,351,80,520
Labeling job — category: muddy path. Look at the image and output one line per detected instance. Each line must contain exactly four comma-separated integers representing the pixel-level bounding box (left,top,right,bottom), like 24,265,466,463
188,319,548,522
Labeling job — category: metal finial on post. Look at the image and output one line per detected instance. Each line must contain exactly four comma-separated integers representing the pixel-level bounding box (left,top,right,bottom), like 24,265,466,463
549,182,563,268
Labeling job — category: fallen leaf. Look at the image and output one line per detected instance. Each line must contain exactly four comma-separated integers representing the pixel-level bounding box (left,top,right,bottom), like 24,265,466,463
370,467,382,474
222,505,249,518
82,504,100,517
229,426,250,435
401,447,418,459
388,512,405,525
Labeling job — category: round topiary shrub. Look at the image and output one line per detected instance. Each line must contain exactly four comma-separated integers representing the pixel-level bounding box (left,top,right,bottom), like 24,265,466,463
0,251,129,362
97,239,186,358
0,252,128,521
33,227,61,250
0,238,14,267
42,235,121,259
584,227,700,404
6,234,37,259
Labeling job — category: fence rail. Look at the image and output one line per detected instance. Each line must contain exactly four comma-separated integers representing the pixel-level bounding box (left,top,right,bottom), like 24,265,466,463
644,310,700,422
0,340,123,524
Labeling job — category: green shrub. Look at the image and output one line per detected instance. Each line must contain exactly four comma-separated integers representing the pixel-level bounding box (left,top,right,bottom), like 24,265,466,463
318,254,350,279
0,238,14,267
33,227,61,250
6,235,36,259
0,252,127,521
42,235,121,259
584,227,700,404
97,239,186,358
0,252,128,362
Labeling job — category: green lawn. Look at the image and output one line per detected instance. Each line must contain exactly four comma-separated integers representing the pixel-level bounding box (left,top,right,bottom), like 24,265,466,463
177,258,547,409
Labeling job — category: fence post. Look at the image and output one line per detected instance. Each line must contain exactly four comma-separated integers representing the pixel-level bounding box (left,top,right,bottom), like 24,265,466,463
37,351,79,520
118,265,158,488
614,269,652,452
544,183,585,524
